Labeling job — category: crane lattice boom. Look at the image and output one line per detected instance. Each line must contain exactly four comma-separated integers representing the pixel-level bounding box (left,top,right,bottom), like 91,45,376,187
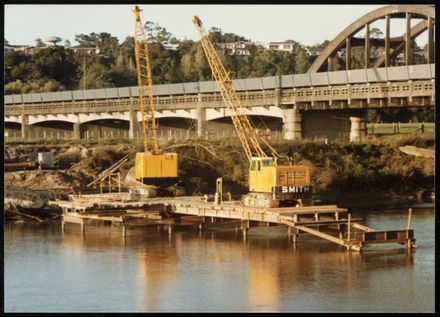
133,6,160,154
192,16,279,163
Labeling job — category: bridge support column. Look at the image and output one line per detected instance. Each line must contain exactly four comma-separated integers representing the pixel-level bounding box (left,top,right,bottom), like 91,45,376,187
73,123,81,140
349,116,367,143
129,110,139,139
405,13,412,66
385,15,390,67
427,16,434,64
197,95,206,137
21,115,29,139
283,107,302,141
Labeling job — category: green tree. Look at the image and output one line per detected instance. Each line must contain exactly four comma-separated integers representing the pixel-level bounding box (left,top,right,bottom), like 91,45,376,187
35,38,45,47
144,21,172,42
294,49,310,73
80,63,112,89
32,46,78,88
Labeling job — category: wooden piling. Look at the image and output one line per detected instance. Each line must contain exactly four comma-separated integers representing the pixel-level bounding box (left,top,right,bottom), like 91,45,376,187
51,195,416,252
347,213,351,247
407,208,413,230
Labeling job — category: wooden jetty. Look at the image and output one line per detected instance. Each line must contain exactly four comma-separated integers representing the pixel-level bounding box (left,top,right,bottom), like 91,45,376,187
49,193,416,252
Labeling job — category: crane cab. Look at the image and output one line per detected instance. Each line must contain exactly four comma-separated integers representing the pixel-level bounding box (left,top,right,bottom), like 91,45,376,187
135,152,178,186
249,157,311,198
249,157,277,193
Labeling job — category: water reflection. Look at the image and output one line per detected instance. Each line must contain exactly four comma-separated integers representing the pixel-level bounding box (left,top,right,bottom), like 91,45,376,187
4,206,434,312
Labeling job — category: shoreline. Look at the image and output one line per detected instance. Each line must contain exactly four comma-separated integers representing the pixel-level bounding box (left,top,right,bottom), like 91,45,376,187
4,137,434,221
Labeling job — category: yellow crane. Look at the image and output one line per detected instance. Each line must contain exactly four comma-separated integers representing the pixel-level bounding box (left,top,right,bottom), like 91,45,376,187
192,16,311,208
131,6,182,197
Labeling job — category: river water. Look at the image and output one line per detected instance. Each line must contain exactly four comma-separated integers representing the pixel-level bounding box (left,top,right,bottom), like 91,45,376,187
4,203,435,313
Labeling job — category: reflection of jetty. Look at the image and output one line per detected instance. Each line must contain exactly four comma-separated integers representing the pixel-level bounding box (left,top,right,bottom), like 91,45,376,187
49,193,416,252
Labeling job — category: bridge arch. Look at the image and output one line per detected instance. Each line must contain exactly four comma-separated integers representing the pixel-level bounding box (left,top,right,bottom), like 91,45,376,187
79,112,129,124
28,114,79,125
4,116,21,124
308,5,435,72
205,106,283,121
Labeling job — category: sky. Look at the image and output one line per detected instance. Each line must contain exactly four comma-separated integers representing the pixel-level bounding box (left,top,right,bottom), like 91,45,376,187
4,4,428,47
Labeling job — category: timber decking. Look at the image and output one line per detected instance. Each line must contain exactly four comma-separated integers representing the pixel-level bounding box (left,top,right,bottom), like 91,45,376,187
49,193,416,252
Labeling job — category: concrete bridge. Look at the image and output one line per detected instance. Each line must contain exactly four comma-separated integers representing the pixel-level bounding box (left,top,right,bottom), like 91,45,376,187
4,64,435,142
4,4,435,142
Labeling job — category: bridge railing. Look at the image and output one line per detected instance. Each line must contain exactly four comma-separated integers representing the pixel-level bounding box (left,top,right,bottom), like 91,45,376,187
4,64,435,107
4,80,435,117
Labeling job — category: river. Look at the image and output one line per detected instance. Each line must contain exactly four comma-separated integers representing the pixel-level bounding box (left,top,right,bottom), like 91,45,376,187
4,202,435,313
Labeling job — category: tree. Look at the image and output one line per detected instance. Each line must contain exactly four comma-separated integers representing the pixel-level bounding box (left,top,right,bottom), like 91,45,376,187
144,21,173,42
295,49,310,73
80,63,112,89
74,33,99,47
370,27,383,39
35,38,45,47
64,40,71,48
32,46,78,88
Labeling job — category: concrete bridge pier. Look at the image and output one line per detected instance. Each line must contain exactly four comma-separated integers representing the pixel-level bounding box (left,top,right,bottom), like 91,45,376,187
73,123,81,140
349,116,367,142
283,107,302,140
129,110,139,139
21,115,29,139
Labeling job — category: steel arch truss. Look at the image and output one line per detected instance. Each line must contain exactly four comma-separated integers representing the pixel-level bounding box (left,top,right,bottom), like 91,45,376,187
308,5,435,73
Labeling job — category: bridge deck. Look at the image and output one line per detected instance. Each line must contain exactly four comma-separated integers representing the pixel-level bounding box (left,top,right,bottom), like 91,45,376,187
49,193,416,252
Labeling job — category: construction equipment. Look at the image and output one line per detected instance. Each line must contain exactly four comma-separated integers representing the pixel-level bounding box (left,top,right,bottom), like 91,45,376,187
192,16,311,208
131,6,183,198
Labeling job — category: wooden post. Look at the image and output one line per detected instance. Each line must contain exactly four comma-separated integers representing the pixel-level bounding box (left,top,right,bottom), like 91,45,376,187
406,208,413,230
347,213,351,246
288,226,298,243
118,172,121,194
241,220,249,237
108,175,111,193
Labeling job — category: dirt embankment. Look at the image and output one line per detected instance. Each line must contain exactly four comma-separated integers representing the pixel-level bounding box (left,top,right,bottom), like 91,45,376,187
4,143,133,221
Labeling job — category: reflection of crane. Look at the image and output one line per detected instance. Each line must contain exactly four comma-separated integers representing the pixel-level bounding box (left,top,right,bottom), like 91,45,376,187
131,6,183,197
192,16,311,208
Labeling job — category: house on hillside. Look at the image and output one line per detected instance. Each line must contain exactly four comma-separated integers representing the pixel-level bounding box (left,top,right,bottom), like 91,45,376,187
70,45,100,54
266,41,296,53
217,41,252,55
161,41,179,51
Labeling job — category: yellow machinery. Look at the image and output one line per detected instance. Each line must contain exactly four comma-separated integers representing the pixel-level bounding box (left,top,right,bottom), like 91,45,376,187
132,6,182,196
192,16,311,207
